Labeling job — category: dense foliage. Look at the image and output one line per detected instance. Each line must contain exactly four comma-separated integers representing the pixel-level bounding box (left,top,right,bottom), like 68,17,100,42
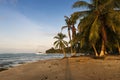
46,0,120,57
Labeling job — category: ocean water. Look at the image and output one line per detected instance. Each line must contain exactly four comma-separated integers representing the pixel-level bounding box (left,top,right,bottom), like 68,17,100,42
0,53,63,69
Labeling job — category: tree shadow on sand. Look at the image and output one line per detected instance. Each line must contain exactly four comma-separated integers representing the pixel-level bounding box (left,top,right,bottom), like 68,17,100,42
65,58,73,80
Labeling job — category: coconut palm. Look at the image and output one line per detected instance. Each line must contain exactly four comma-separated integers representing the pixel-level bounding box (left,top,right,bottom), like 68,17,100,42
62,15,79,56
54,33,68,57
61,16,74,55
72,0,120,56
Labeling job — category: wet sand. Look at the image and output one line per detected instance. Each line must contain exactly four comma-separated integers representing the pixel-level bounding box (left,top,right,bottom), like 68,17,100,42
0,56,120,80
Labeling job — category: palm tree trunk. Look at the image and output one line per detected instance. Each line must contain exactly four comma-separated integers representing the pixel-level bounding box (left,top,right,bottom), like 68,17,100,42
72,25,77,56
100,22,107,56
62,48,66,57
68,29,72,41
72,49,76,57
92,44,98,56
117,42,120,54
100,39,105,56
118,47,120,54
68,28,73,54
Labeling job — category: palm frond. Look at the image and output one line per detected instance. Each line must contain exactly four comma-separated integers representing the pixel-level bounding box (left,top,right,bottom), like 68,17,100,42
78,12,95,32
61,26,68,30
89,15,100,44
54,36,59,39
55,42,59,49
53,40,59,45
73,1,93,9
70,11,90,24
114,0,120,8
106,10,120,33
64,16,70,20
53,33,68,49
62,40,68,47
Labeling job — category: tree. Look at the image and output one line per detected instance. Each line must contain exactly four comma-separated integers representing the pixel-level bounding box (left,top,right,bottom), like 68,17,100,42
61,16,73,54
72,0,120,56
53,33,68,57
61,16,77,56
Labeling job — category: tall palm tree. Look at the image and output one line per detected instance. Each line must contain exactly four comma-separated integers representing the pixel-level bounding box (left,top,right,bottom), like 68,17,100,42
61,15,78,56
70,14,78,55
72,0,120,56
54,33,68,57
61,16,73,55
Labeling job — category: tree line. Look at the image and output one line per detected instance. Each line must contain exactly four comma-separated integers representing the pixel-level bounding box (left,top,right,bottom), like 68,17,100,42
47,0,120,57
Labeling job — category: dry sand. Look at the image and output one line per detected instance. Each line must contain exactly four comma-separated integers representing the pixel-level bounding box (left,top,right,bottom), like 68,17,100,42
0,56,120,80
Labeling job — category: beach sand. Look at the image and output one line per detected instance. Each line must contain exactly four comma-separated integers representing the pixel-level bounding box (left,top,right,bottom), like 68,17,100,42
0,56,120,80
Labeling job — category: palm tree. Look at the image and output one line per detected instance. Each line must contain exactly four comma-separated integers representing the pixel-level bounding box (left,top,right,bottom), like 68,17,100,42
61,16,77,56
61,16,73,55
54,33,68,57
72,0,120,56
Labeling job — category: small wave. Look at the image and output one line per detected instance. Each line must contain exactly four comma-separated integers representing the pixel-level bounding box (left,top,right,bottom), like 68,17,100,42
0,53,64,69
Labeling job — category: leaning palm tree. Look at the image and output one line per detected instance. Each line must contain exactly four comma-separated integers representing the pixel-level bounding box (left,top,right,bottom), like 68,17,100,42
72,0,120,56
54,33,68,57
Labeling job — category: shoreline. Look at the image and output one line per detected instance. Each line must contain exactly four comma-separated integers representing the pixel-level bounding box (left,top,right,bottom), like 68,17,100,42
0,53,64,72
0,56,120,80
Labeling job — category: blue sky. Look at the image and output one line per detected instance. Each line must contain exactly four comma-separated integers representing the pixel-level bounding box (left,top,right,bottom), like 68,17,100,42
0,0,83,53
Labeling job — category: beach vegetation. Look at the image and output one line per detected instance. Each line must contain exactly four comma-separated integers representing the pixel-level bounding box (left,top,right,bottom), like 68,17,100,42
47,0,120,57
61,15,79,56
70,0,120,57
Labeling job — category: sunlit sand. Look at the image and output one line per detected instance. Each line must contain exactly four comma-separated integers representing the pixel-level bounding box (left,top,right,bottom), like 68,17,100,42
0,56,120,80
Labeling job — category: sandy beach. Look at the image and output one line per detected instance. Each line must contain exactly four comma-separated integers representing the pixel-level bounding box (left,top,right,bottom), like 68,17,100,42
0,56,120,80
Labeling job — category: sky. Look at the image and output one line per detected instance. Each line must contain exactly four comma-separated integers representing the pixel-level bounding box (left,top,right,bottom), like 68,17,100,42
0,0,84,53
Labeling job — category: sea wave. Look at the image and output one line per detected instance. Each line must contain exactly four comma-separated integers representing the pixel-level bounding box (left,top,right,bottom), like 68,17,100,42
0,53,63,70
